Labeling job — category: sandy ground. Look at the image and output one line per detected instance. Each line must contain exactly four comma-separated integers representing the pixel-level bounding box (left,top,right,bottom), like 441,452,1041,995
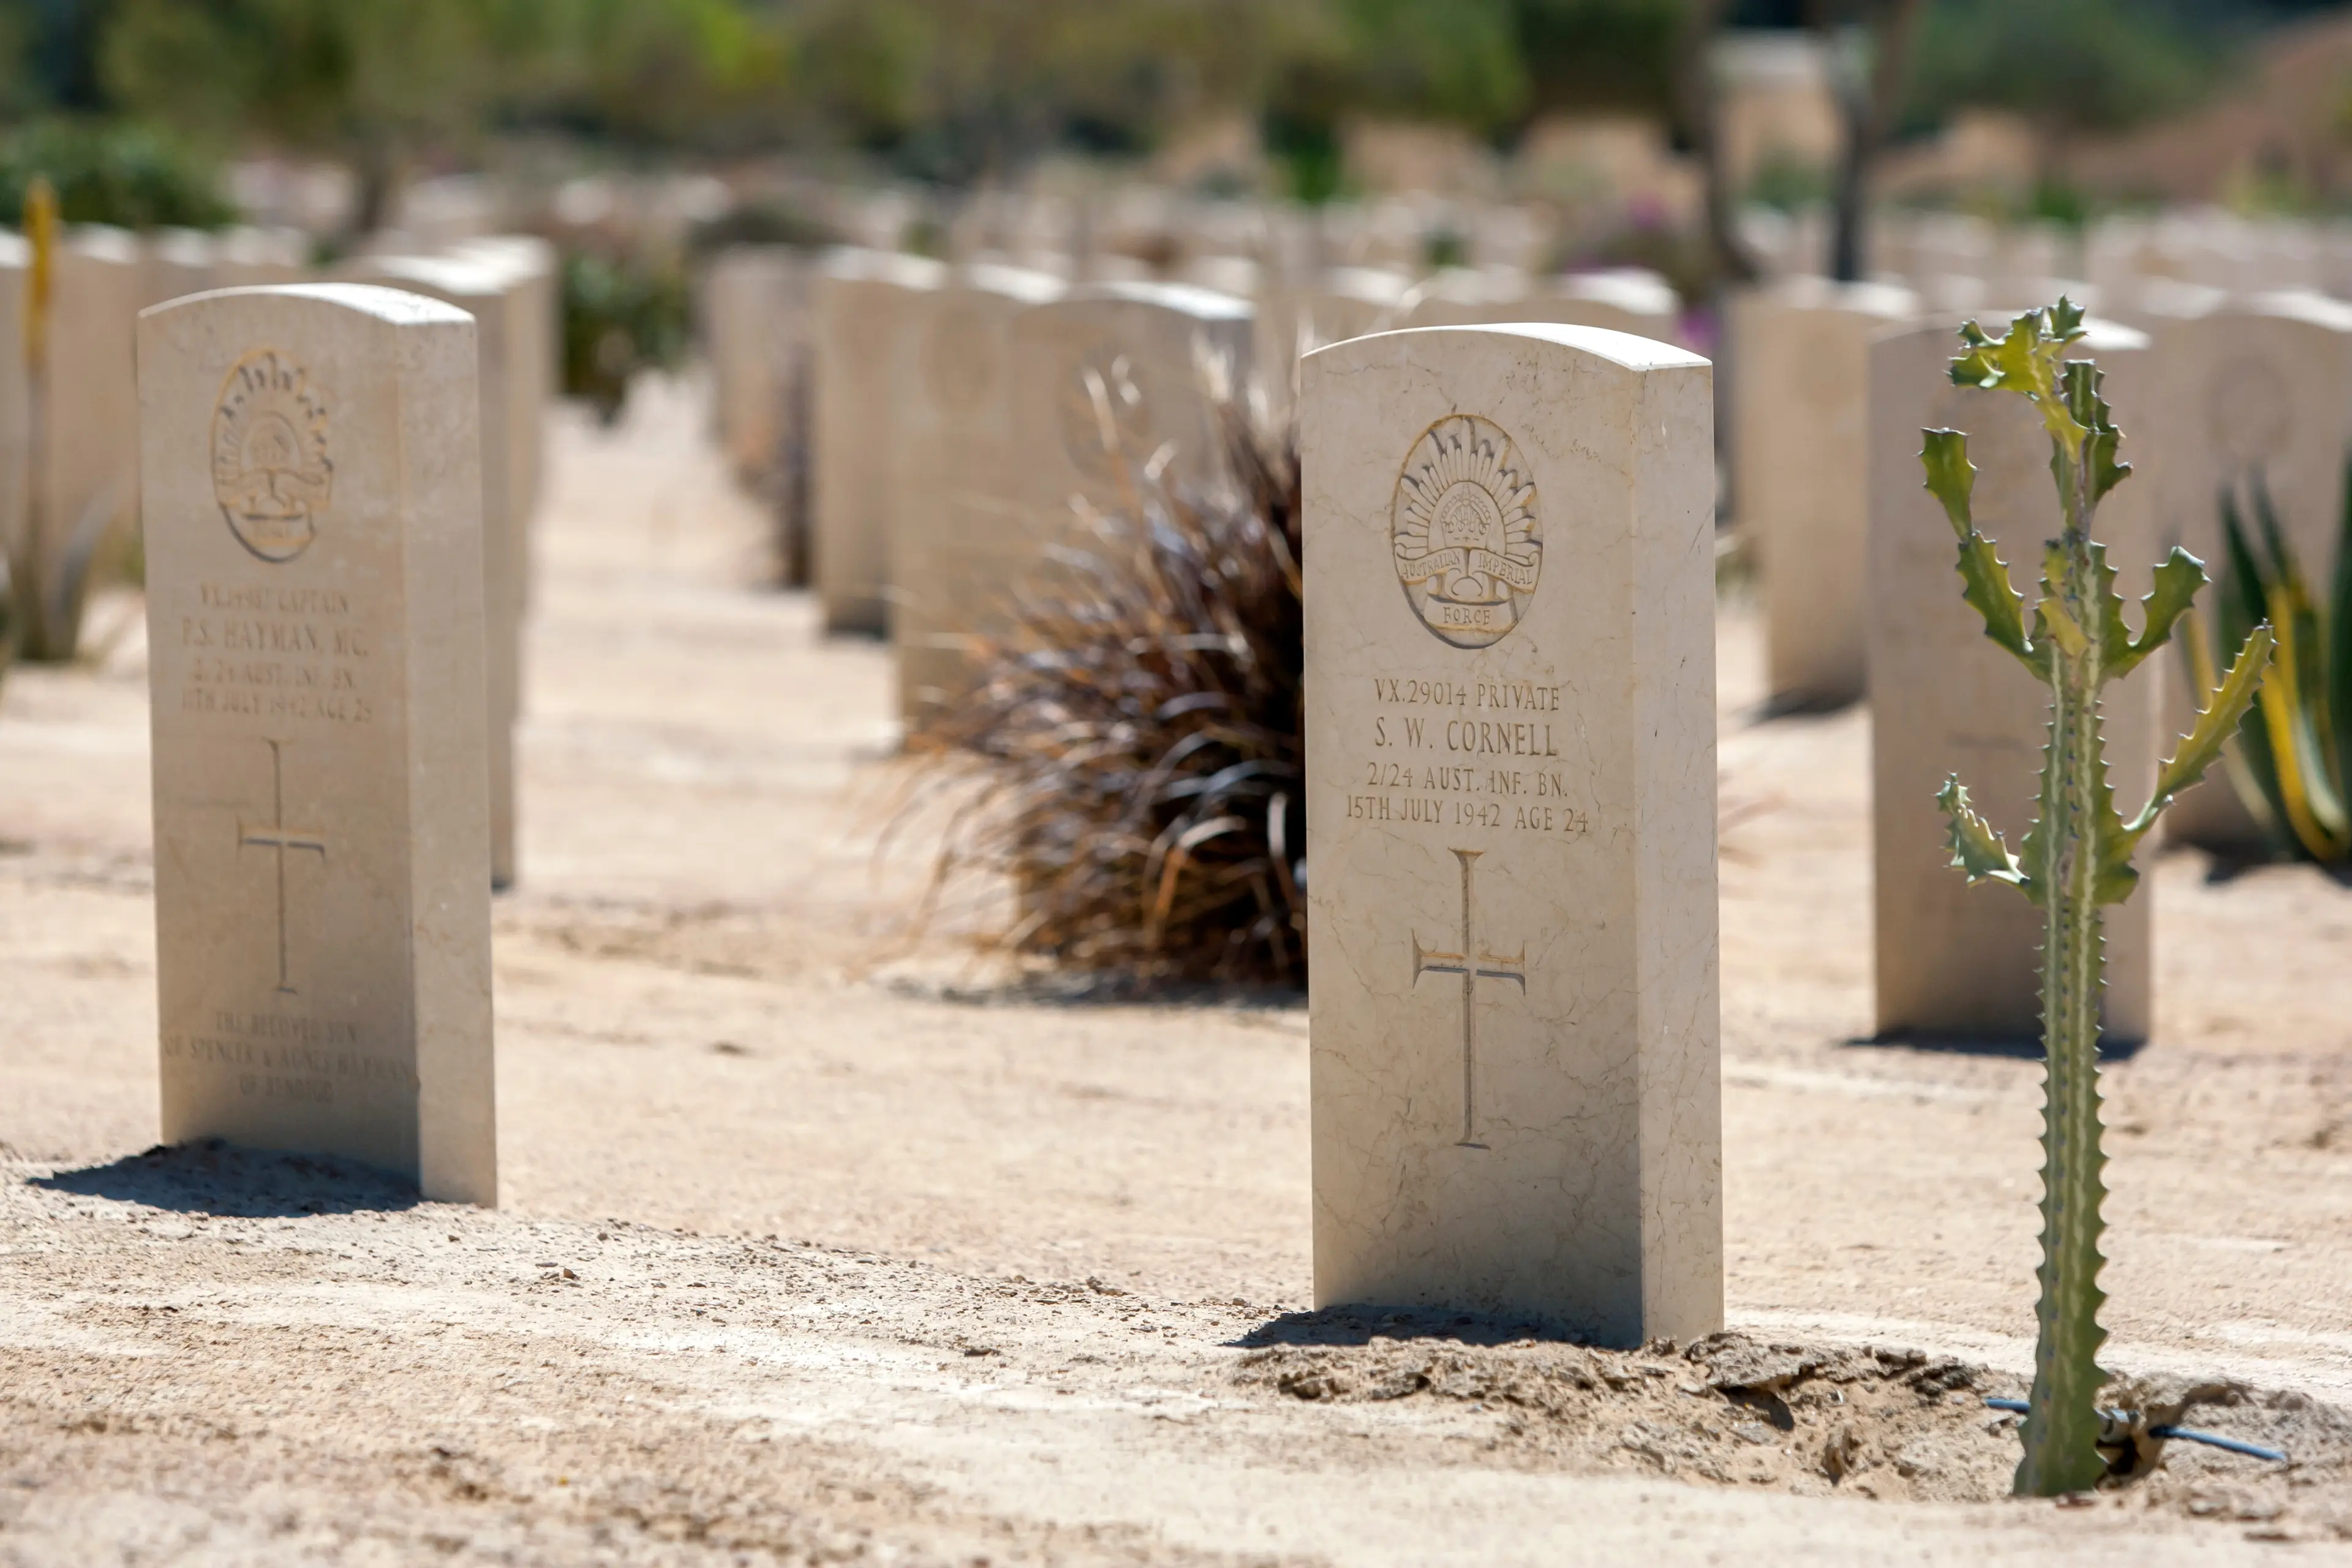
6,375,2352,1564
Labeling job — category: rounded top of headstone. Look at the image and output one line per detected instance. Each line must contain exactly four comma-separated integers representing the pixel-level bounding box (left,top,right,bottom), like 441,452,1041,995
1069,279,1253,321
355,254,508,299
69,225,143,265
960,260,1065,305
139,282,477,328
2245,288,2352,334
1306,322,1709,374
150,227,217,265
1768,274,1918,323
217,226,309,268
1324,266,1413,307
451,235,557,276
820,246,949,290
1552,267,1679,318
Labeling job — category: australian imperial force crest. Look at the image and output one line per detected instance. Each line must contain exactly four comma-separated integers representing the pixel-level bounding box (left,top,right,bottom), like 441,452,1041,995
212,349,332,564
1391,414,1540,649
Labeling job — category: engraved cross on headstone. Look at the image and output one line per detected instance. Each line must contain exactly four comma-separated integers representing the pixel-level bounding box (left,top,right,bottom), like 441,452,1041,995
1412,847,1527,1147
238,738,328,994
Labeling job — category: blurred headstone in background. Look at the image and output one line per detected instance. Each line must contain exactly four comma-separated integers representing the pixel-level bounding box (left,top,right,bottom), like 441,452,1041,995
891,260,1066,728
349,254,530,889
1868,318,2158,1045
1730,276,1917,709
812,248,948,636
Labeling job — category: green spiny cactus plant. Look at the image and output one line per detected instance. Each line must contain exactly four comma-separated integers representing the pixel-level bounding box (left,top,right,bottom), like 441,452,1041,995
1920,298,2275,1497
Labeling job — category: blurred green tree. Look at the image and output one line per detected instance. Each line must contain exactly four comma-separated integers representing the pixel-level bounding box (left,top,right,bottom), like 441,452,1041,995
0,118,238,228
1261,0,1529,201
100,0,519,233
1905,0,2220,178
787,0,1272,184
1514,0,1684,120
96,0,790,230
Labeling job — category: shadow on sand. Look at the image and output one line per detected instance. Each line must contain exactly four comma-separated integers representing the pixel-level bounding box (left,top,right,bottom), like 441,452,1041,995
1847,1028,2146,1063
1231,1303,1584,1351
28,1139,420,1217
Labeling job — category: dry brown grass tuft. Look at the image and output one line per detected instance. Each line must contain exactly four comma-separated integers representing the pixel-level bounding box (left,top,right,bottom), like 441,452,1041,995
907,379,1305,989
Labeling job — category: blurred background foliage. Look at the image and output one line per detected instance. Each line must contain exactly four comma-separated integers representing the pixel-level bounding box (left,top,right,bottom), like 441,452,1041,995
0,0,2345,268
0,0,2338,192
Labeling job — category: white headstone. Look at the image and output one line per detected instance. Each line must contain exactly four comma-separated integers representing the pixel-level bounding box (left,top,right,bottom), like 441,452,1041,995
451,236,559,533
38,227,145,639
2148,290,2352,845
0,235,24,589
1008,281,1254,527
1401,266,1531,328
811,248,948,634
1542,269,1684,343
142,228,220,309
349,255,527,888
216,227,309,288
706,245,808,482
891,262,1064,723
1868,318,2157,1041
1730,276,1918,705
1302,323,1721,1343
138,285,495,1203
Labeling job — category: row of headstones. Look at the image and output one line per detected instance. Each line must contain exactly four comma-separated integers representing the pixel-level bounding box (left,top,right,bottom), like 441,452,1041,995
703,243,1684,725
1738,276,2351,1043
0,227,559,889
1745,206,2352,304
143,282,1722,1344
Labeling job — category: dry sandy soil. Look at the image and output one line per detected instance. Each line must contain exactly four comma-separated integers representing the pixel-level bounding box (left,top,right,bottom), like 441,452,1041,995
6,377,2352,1565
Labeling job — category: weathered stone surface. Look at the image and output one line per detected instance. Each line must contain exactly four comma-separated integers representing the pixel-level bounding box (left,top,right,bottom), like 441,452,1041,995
1302,323,1721,1346
811,249,948,635
138,284,495,1204
1867,318,2157,1042
1730,277,1918,706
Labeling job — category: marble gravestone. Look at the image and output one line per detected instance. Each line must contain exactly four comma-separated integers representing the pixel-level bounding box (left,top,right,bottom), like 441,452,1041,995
1301,324,1722,1345
1868,318,2158,1042
1008,281,1254,529
1730,277,1918,706
706,245,809,483
40,227,145,625
0,235,24,584
451,236,559,537
2148,292,2352,846
138,285,496,1204
216,227,310,290
890,261,1065,725
142,228,220,309
812,248,949,635
350,255,527,888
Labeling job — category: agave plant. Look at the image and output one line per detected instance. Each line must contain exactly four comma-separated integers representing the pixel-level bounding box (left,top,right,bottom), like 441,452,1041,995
1922,299,2274,1496
907,373,1305,987
2183,469,2352,861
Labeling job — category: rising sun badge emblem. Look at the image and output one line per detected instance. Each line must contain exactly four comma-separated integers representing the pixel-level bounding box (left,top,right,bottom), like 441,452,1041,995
1390,414,1541,649
211,349,332,564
